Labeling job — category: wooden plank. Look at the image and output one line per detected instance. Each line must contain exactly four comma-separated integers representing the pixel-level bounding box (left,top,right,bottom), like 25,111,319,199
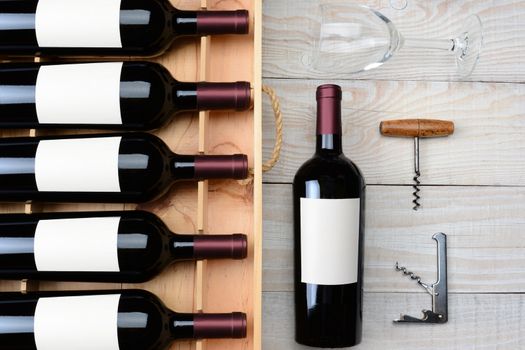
195,4,211,350
263,291,525,350
0,280,27,292
200,0,258,349
252,0,264,349
263,184,525,293
201,180,255,350
261,78,525,185
262,0,525,82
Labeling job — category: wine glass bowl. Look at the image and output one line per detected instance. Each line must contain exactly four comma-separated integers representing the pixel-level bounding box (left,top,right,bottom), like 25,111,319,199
311,4,403,73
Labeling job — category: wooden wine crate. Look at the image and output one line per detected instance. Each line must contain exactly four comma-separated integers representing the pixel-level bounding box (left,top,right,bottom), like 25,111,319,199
0,0,263,350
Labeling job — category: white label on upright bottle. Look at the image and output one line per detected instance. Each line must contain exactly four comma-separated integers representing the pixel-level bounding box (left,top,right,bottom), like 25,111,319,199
35,0,122,48
35,137,122,192
300,198,360,285
34,217,121,272
35,63,123,125
34,294,121,350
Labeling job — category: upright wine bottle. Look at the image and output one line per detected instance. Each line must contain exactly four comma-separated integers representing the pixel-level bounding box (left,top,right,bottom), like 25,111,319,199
0,210,247,283
0,289,247,350
0,0,249,57
0,61,251,130
0,132,248,203
293,85,365,347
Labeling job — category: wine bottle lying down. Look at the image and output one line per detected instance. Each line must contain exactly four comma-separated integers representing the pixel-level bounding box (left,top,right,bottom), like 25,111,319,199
0,132,249,203
0,289,247,350
0,0,249,57
0,210,247,283
0,61,252,130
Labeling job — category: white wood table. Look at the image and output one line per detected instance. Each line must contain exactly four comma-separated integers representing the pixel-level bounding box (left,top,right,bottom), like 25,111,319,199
261,0,525,348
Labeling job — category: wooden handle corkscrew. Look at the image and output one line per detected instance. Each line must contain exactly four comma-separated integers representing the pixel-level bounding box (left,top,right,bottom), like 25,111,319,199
379,118,455,210
379,119,454,138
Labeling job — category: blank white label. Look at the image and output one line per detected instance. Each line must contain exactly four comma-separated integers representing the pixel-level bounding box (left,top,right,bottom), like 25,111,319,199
35,63,123,125
35,0,122,48
35,137,122,192
34,294,121,350
300,198,360,285
34,217,121,272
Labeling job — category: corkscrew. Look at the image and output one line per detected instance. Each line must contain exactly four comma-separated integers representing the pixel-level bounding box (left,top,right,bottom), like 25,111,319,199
394,260,434,296
394,232,448,324
380,119,454,210
413,137,421,210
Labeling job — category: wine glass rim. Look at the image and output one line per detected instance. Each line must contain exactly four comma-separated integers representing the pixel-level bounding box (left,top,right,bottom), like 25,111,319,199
319,2,375,11
318,3,390,24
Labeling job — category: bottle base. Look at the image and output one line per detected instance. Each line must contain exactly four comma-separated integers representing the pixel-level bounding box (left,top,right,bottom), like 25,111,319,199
295,336,361,348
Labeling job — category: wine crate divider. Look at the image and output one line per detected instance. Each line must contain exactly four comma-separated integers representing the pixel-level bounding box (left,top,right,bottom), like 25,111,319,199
195,1,211,349
0,0,263,349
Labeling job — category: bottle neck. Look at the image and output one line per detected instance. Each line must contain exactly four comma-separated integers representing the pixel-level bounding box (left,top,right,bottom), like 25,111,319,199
169,234,195,260
169,154,198,180
315,134,343,155
171,10,198,36
169,312,247,340
169,313,195,340
171,9,249,37
170,154,248,181
172,82,252,113
315,85,343,155
171,82,198,111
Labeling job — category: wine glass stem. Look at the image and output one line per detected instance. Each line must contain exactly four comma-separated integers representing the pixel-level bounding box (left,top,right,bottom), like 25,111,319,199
403,37,455,52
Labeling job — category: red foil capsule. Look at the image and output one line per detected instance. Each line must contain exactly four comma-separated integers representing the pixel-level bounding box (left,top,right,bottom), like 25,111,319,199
195,154,248,180
197,82,252,111
196,10,250,35
316,84,342,135
194,312,247,339
194,234,248,259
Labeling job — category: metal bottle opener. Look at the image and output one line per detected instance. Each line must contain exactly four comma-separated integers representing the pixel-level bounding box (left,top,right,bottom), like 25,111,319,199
394,232,448,323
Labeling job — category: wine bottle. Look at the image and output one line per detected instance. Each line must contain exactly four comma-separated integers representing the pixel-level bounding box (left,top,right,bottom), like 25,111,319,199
0,0,249,57
0,210,247,283
0,289,247,350
0,61,251,130
293,85,365,347
0,132,248,203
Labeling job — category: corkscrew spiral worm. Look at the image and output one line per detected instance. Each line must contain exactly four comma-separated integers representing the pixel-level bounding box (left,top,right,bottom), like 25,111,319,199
395,262,435,295
395,262,422,283
412,170,421,210
412,137,421,211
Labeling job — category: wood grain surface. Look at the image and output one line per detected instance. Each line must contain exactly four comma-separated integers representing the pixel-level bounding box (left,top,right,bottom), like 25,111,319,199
263,184,525,293
261,78,525,185
263,292,525,350
261,0,525,348
263,0,525,82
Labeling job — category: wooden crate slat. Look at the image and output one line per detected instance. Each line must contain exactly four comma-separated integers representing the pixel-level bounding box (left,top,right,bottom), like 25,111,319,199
195,3,210,350
263,0,525,82
262,78,525,185
264,183,525,293
252,0,264,348
263,291,525,350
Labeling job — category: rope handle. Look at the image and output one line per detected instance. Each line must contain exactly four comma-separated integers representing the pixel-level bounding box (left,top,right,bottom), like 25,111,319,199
261,85,283,173
239,85,283,184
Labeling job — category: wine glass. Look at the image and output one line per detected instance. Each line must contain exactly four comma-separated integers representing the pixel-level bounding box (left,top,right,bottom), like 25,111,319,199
308,3,483,77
